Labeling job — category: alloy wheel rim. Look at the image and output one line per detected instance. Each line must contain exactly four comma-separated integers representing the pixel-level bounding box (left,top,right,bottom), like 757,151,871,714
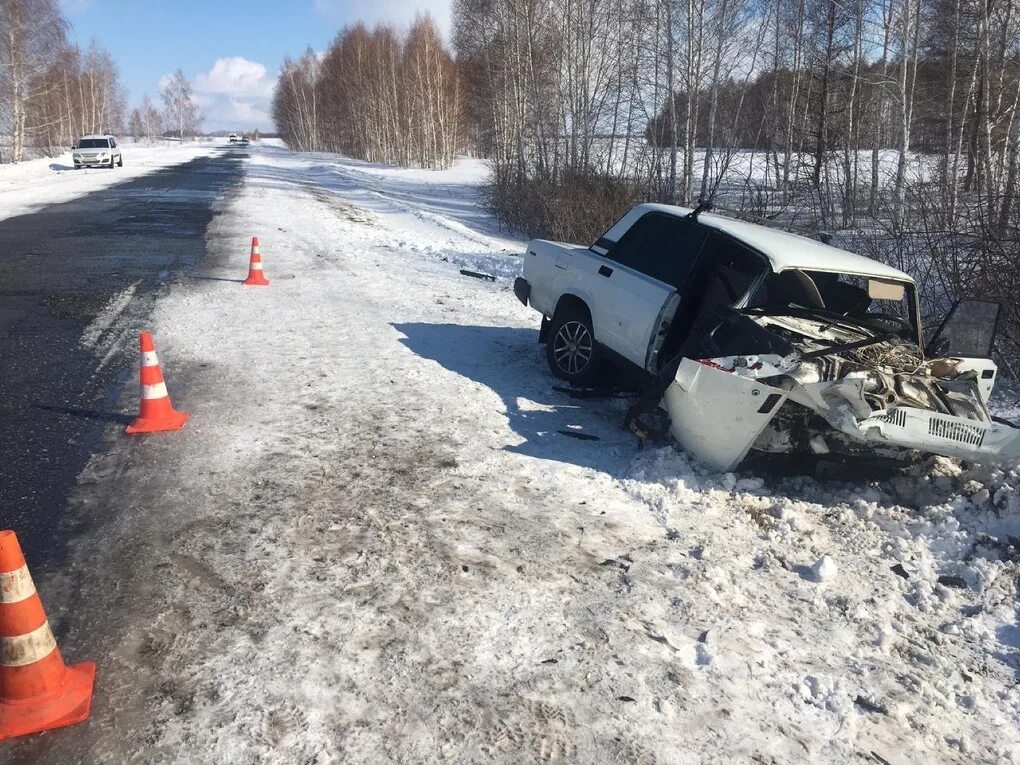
553,321,593,375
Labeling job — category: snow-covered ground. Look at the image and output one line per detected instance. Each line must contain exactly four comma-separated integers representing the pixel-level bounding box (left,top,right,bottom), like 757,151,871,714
8,144,1020,764
0,140,224,223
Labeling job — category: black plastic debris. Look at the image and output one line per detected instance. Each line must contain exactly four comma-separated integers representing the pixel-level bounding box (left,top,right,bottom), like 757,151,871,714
553,385,630,400
600,558,631,572
459,268,496,281
854,695,888,715
558,430,600,441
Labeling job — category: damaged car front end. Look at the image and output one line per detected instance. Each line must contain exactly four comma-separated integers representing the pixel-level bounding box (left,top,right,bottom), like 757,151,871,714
662,278,1018,472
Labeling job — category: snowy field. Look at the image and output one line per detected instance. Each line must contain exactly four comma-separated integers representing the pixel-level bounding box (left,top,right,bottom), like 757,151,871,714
0,140,224,223
7,144,1020,764
574,139,940,191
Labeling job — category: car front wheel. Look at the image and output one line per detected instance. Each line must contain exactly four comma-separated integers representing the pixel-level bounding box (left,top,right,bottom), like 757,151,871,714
546,308,603,385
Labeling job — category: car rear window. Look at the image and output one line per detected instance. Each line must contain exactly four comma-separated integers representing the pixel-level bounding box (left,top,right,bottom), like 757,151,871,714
77,139,110,148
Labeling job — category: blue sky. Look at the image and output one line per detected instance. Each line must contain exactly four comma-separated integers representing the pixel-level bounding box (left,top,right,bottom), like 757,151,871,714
60,0,452,132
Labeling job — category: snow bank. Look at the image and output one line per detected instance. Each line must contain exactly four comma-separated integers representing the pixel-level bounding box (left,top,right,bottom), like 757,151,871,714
625,447,1020,761
14,143,1018,764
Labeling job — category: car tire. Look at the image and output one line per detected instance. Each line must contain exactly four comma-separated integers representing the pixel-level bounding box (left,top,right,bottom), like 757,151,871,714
546,306,603,385
118,155,123,167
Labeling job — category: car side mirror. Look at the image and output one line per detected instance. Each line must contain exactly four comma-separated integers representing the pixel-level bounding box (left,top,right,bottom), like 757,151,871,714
928,336,951,357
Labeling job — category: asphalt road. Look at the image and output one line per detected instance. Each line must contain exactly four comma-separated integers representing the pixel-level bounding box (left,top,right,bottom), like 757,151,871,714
0,148,245,568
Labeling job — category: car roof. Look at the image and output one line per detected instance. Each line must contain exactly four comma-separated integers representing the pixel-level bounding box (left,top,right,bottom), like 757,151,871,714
603,203,914,283
78,134,113,140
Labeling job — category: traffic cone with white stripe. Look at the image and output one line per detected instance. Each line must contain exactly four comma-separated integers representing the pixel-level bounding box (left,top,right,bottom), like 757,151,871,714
0,530,95,741
242,237,269,286
124,331,189,435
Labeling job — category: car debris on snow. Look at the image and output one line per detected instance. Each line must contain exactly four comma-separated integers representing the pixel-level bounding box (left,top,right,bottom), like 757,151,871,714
890,562,911,579
937,574,970,589
853,695,889,715
557,429,601,441
459,267,497,281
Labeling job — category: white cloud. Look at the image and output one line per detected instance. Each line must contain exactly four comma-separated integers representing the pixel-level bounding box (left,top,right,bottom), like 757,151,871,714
184,57,278,132
194,57,276,99
313,0,451,39
226,99,271,124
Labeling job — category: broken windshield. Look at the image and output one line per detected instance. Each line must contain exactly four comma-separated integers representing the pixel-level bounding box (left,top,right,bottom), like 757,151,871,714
748,269,919,342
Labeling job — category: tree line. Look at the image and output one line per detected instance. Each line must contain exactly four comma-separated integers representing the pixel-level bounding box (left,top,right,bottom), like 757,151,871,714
454,0,1018,233
0,0,201,163
272,15,459,168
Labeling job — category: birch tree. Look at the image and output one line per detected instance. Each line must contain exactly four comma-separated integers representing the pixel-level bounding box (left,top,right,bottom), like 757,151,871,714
0,0,67,161
161,69,199,141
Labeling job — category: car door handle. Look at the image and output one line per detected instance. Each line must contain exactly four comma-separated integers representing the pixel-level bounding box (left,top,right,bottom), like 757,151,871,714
598,265,613,277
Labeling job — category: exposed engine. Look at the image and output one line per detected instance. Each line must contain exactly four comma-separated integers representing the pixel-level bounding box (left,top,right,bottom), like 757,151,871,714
759,314,990,424
671,310,1009,468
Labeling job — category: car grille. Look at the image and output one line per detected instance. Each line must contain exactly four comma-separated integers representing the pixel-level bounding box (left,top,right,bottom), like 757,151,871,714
928,415,986,446
883,409,907,428
883,408,988,447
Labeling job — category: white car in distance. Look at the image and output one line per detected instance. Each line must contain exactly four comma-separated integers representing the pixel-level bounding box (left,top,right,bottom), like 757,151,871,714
72,135,122,169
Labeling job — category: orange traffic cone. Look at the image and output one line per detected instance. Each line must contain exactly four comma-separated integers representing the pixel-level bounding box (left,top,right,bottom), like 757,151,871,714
0,530,95,741
124,331,189,435
242,237,269,286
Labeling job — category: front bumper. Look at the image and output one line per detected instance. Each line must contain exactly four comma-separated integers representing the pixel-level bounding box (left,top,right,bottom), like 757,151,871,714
74,155,112,167
857,407,1020,464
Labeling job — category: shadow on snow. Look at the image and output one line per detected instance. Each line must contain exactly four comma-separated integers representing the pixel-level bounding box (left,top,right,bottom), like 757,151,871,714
394,321,637,474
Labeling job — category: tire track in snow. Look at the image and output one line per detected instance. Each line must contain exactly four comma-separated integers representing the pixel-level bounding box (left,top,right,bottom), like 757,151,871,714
324,161,516,253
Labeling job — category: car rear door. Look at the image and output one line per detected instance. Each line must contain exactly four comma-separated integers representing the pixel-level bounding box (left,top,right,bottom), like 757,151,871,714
595,213,707,370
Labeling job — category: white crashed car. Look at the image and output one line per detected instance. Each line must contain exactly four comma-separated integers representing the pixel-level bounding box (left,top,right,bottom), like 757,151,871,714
514,202,1017,471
